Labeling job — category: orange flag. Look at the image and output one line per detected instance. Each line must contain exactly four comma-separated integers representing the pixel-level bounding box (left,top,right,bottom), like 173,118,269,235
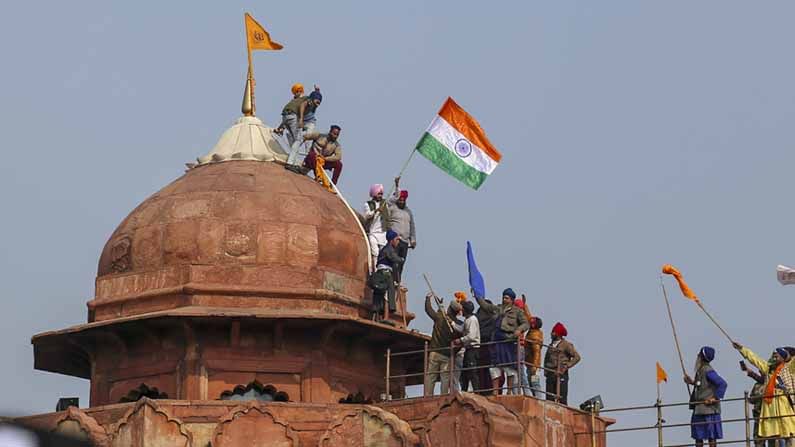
661,264,699,303
656,362,668,383
245,13,283,51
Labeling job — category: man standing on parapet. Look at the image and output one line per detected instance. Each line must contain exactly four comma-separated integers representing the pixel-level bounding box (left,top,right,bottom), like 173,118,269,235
363,184,388,269
544,322,580,405
476,288,529,395
386,176,416,284
733,341,795,445
424,293,461,396
684,346,727,447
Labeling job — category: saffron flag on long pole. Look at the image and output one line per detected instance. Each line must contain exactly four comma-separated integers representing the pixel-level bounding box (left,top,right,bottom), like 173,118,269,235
467,241,486,299
661,264,699,303
416,98,502,190
656,362,668,384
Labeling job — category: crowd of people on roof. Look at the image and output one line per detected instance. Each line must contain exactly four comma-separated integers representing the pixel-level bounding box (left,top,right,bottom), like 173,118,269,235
423,288,580,405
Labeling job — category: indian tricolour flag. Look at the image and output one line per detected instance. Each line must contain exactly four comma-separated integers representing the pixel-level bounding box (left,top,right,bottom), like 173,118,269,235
415,97,502,190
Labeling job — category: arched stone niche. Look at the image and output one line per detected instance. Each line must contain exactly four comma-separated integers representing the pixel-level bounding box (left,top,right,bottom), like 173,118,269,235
319,405,419,447
423,393,523,447
212,403,300,447
108,398,192,447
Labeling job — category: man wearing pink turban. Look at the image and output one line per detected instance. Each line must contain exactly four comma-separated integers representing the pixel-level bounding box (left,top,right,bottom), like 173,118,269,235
363,183,388,268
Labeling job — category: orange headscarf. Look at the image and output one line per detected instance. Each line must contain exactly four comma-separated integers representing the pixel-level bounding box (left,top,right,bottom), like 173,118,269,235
454,291,467,302
662,264,699,303
765,362,786,404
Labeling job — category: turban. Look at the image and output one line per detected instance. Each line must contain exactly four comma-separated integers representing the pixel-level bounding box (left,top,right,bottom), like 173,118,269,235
369,184,384,197
399,190,409,200
386,230,399,242
514,298,525,309
291,83,304,95
502,288,516,299
552,322,568,337
700,346,715,363
309,90,323,102
454,291,467,302
776,348,791,361
532,316,543,329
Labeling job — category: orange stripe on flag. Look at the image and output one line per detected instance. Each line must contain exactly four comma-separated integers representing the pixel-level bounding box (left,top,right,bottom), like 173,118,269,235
656,362,668,383
661,264,699,303
438,97,502,163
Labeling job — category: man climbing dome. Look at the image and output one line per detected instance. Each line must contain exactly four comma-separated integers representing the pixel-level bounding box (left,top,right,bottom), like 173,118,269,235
302,125,343,191
369,230,403,322
274,84,322,168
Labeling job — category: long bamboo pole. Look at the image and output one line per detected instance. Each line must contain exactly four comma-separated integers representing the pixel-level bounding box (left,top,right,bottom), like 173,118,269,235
659,276,692,396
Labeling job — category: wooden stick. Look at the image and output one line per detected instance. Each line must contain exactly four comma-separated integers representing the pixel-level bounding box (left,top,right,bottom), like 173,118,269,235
660,276,692,396
697,301,734,344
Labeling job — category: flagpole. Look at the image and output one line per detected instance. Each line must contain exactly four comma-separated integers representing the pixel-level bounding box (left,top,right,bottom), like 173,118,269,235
245,13,256,116
659,276,691,395
696,302,734,344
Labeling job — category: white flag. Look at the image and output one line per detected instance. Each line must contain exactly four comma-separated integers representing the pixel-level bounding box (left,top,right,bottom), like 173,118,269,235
777,265,795,285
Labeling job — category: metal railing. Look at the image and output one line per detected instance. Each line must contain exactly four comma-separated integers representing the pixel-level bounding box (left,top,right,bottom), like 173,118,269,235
384,337,565,401
385,340,795,447
572,391,795,447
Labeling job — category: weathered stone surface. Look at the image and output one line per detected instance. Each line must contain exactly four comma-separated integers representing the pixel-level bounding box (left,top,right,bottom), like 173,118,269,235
212,404,300,447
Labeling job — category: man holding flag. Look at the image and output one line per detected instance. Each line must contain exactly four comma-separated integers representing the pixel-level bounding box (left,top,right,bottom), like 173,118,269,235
684,347,727,447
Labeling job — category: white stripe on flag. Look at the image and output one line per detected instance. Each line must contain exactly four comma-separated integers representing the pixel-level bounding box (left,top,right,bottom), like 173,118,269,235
427,116,499,175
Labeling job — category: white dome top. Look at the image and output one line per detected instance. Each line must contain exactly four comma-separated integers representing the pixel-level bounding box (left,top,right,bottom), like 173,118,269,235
193,116,287,167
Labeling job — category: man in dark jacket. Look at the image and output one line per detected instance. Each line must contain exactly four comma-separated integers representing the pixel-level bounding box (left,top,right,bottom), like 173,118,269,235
475,298,497,395
370,230,403,321
476,288,530,395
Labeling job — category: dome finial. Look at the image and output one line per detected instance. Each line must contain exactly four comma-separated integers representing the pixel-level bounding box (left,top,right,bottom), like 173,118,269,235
242,69,255,116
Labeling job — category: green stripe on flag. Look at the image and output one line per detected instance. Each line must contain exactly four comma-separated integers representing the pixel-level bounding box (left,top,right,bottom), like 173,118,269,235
415,133,488,190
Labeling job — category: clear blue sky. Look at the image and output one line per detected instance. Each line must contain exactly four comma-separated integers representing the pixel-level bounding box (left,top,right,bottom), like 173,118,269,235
2,2,794,444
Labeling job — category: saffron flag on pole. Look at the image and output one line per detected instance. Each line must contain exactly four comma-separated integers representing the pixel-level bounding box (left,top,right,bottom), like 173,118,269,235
245,13,283,51
656,362,668,384
661,264,699,303
467,241,486,299
416,98,502,190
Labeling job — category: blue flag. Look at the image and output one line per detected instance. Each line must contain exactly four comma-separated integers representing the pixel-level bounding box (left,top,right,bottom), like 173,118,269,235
467,241,485,299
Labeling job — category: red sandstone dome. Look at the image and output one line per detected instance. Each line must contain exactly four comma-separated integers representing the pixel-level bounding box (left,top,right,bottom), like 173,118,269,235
91,160,371,323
